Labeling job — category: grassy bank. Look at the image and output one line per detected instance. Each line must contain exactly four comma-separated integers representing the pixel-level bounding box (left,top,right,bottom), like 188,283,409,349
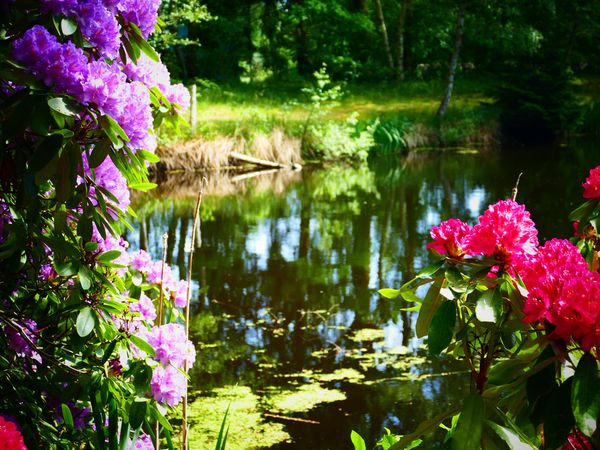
154,75,600,169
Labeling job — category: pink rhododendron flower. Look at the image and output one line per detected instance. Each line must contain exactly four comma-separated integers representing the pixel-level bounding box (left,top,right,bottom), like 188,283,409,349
427,218,472,259
582,166,600,199
519,239,600,351
0,416,27,450
467,199,538,268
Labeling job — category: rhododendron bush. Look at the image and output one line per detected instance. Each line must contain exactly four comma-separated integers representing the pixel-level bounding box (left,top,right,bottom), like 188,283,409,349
374,170,600,449
0,1,194,448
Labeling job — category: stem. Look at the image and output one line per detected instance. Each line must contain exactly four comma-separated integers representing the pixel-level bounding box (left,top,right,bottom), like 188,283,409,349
157,233,169,326
182,190,203,450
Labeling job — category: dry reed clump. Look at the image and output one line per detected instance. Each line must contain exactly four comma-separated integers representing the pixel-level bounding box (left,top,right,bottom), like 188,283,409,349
156,128,302,171
134,168,303,202
247,129,302,165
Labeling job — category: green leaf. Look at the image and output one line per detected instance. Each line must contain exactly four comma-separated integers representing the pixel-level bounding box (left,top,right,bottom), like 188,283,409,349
61,404,74,428
475,289,503,323
350,430,366,450
128,182,157,192
29,134,64,172
486,421,535,450
79,265,93,290
543,378,574,449
400,289,421,303
48,97,79,117
55,260,79,277
572,353,600,437
417,259,445,278
129,400,147,430
451,394,485,450
97,250,123,264
61,17,78,36
378,288,401,299
138,149,160,164
389,407,460,450
416,279,443,338
103,114,130,142
129,335,156,357
85,241,99,252
428,300,456,356
214,405,230,450
569,199,598,222
76,307,97,337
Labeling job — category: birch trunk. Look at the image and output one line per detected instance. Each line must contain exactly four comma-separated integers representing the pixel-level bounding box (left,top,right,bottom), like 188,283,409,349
374,0,395,71
437,0,466,119
394,0,411,81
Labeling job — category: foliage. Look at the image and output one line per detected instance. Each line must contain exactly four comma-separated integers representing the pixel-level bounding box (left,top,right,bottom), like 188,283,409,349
0,1,197,448
355,168,600,448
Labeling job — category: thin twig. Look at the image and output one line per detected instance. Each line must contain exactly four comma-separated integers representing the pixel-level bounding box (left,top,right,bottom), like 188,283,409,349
182,187,204,450
157,233,169,326
511,172,523,201
263,413,320,425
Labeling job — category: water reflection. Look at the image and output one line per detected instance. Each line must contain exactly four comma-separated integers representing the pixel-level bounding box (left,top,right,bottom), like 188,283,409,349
128,145,599,449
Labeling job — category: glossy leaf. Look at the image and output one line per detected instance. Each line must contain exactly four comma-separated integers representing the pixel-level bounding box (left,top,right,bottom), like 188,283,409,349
61,403,74,428
417,260,445,278
76,307,96,337
129,400,147,430
572,353,600,437
378,288,401,299
475,288,502,323
416,279,443,338
428,300,456,356
129,335,156,357
350,430,366,450
451,394,485,450
486,421,535,449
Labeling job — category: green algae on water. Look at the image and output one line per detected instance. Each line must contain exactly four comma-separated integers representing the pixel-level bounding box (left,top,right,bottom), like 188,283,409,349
186,386,291,450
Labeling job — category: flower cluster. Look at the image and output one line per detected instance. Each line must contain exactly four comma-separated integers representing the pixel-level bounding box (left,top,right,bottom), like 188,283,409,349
519,239,600,350
136,323,195,406
129,249,188,307
123,53,191,113
582,166,600,199
0,416,27,450
127,433,154,450
427,199,538,269
13,26,155,152
40,0,160,56
5,319,41,363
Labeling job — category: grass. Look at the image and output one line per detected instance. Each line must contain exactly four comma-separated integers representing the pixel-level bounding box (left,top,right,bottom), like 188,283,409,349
159,77,497,145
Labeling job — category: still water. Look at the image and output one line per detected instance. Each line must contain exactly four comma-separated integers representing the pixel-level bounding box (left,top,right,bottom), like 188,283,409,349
128,145,599,449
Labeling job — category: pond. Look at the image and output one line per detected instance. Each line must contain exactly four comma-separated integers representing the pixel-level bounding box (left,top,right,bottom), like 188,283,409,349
127,144,599,449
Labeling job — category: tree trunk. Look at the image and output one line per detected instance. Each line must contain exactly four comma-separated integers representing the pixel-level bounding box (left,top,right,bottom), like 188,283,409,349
373,0,395,71
437,0,466,120
394,0,411,81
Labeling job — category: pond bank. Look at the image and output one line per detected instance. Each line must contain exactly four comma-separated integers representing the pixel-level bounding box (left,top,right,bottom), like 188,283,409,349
155,80,501,171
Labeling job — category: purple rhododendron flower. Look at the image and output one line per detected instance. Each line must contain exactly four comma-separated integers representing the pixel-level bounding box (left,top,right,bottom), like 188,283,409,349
92,156,131,212
13,26,155,152
5,319,40,361
130,292,156,323
128,432,154,450
76,0,121,58
118,0,161,37
144,323,195,369
150,365,187,406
